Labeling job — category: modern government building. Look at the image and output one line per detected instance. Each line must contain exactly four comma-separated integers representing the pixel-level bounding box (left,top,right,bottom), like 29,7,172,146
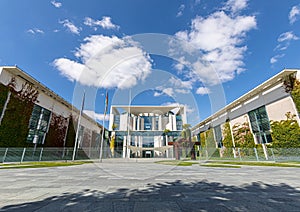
0,65,299,159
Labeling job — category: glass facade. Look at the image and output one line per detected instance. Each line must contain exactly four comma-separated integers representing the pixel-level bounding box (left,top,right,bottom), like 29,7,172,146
176,115,183,130
113,115,120,130
248,106,272,144
27,104,51,144
142,116,152,130
214,125,223,148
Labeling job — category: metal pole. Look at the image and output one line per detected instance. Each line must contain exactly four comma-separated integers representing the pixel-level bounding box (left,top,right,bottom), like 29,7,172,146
2,148,8,163
100,90,108,162
254,148,259,161
39,148,43,161
72,92,85,161
99,121,105,162
21,148,26,163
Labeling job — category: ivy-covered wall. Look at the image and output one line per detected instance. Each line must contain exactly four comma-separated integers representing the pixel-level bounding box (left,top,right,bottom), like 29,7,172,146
291,79,300,114
232,122,255,148
0,84,9,114
270,112,300,148
65,116,76,147
43,113,69,147
0,93,34,147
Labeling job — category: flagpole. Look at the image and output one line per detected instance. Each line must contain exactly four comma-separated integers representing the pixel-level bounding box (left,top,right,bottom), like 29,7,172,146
72,91,85,161
99,90,108,162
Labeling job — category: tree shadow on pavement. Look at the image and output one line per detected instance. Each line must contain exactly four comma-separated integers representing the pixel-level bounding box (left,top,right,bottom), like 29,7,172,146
1,180,300,211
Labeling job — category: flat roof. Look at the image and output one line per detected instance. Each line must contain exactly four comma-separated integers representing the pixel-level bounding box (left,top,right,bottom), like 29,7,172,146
191,68,299,131
111,105,185,115
1,66,103,129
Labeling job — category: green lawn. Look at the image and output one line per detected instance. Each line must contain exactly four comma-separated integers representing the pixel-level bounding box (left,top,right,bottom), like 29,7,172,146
155,160,199,166
0,161,93,169
204,160,300,168
156,160,300,168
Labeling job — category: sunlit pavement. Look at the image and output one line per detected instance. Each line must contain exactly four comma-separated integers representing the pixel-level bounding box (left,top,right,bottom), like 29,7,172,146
0,160,300,211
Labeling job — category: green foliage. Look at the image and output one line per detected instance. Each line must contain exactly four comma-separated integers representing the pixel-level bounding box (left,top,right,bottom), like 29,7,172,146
200,132,206,148
291,79,300,113
205,129,216,148
44,113,68,147
232,122,255,148
222,122,233,148
111,123,118,130
182,123,191,129
270,112,300,148
221,122,234,156
0,94,34,147
65,116,76,147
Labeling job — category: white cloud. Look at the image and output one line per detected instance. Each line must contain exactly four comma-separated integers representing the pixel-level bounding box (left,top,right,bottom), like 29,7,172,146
289,5,300,24
154,87,175,97
273,31,299,55
176,4,185,17
223,0,248,14
173,8,256,85
154,77,192,97
270,54,285,64
83,110,109,121
27,28,44,34
277,31,299,42
196,87,210,95
161,102,195,114
169,77,192,90
60,19,81,35
51,0,62,8
84,16,119,29
53,35,152,89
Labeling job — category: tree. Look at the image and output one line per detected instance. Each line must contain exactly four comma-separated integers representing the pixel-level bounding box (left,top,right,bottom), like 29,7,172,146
270,112,300,148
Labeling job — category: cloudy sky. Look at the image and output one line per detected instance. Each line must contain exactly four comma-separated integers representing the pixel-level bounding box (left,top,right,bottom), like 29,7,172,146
1,0,300,126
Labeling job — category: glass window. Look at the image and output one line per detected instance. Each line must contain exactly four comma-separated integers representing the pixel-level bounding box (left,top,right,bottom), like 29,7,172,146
248,106,272,144
143,116,152,130
214,125,223,148
142,136,154,147
27,105,51,144
176,115,183,130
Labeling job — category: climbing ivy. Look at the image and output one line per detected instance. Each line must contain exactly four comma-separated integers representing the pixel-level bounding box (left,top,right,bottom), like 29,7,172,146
232,122,255,148
0,94,34,147
0,84,9,115
0,78,38,147
65,116,76,147
222,122,234,148
291,79,300,114
221,122,234,157
270,112,300,148
43,113,68,147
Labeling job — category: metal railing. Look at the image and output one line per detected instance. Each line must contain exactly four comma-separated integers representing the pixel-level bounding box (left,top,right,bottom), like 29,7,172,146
0,147,299,163
198,147,300,162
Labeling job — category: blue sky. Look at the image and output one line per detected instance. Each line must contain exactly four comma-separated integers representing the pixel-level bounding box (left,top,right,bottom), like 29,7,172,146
1,0,300,127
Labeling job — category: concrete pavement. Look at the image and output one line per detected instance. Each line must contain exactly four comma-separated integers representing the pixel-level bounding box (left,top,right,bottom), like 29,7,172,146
0,160,300,211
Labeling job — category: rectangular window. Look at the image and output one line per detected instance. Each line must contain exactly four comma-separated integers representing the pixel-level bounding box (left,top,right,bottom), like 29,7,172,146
176,115,183,130
214,125,223,148
248,106,272,143
27,104,51,144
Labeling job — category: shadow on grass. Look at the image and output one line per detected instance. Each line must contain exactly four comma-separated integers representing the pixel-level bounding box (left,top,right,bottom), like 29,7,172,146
1,180,300,211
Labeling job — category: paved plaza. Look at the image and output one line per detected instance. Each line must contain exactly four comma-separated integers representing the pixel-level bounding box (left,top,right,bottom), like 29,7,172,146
0,159,300,211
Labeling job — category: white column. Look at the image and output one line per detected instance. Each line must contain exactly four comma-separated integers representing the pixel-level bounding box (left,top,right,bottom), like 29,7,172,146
158,115,162,130
123,136,127,158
